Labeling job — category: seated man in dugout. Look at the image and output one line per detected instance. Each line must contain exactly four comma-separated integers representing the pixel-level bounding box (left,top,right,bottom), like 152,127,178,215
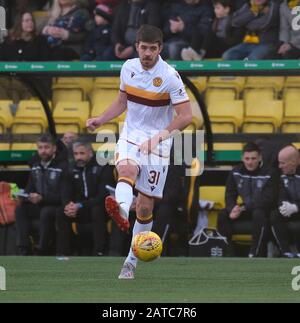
271,145,300,258
217,142,279,257
57,141,115,256
15,134,68,255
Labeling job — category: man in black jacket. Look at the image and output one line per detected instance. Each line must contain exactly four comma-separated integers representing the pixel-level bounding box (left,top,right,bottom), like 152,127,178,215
271,145,300,258
57,141,115,256
15,134,68,255
217,142,278,257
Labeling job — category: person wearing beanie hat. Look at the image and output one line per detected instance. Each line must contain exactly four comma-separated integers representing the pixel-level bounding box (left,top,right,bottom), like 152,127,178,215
81,3,115,61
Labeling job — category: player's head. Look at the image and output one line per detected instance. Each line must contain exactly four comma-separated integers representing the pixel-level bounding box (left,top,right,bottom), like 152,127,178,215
72,141,94,167
37,134,57,162
242,142,262,172
136,25,163,70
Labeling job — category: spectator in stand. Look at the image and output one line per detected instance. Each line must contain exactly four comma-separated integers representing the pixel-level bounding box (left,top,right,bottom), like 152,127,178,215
57,141,115,256
217,142,279,257
112,0,161,60
222,0,280,60
42,0,90,60
81,3,114,61
61,131,79,163
162,0,213,60
271,145,300,258
278,0,300,59
15,134,68,255
0,11,51,60
182,0,243,60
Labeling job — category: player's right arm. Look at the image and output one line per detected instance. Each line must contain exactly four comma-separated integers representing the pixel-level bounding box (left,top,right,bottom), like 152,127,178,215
86,91,127,132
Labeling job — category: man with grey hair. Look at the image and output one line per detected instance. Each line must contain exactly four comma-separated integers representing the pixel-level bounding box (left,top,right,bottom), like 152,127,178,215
57,140,115,256
271,145,300,258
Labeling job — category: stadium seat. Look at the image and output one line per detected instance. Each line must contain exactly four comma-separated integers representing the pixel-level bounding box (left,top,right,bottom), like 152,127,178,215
184,90,204,132
0,143,10,151
11,100,48,134
90,88,118,108
52,79,85,107
244,88,276,107
207,76,245,95
205,88,236,106
0,100,13,133
55,77,94,96
208,100,244,133
283,88,300,103
189,77,207,93
245,76,285,95
199,186,225,228
284,76,300,88
94,77,120,89
242,100,283,133
53,101,90,133
281,100,300,133
91,89,120,133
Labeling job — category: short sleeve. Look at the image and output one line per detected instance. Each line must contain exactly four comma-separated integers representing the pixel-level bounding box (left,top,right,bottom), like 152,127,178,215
119,61,128,92
169,71,189,106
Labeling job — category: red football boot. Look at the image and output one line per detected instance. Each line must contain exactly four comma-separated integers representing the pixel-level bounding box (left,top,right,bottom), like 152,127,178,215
105,196,130,232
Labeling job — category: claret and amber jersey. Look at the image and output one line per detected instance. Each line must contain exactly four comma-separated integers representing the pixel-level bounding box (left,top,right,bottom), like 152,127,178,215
119,56,190,152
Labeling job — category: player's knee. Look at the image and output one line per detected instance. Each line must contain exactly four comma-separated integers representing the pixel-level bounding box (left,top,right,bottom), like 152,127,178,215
117,165,138,181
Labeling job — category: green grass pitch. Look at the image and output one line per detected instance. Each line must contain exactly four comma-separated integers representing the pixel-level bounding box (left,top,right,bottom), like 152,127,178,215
0,257,299,303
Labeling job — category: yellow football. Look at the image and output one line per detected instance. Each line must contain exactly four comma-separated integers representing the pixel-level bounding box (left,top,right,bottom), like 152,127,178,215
132,231,163,262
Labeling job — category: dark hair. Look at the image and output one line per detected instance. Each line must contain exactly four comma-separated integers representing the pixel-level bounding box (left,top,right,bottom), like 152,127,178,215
213,0,232,9
37,134,56,146
136,25,163,45
8,11,36,42
72,141,93,152
243,142,261,154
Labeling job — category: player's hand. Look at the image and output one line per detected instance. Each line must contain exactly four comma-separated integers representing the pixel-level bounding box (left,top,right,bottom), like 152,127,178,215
86,117,102,132
139,137,160,155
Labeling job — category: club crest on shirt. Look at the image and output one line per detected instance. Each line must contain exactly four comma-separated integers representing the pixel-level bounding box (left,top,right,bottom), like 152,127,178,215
153,77,163,87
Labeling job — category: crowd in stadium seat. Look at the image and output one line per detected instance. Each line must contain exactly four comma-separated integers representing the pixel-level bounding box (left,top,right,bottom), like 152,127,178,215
1,0,300,61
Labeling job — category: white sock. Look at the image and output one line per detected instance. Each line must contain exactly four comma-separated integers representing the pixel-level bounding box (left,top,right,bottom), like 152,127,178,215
115,181,133,219
126,218,153,267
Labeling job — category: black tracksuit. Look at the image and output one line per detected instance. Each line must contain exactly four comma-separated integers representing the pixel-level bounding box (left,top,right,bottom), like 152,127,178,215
217,163,278,256
15,154,68,255
57,158,115,256
271,167,300,254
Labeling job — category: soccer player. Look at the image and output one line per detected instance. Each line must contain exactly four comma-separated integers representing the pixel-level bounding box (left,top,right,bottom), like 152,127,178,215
87,24,192,279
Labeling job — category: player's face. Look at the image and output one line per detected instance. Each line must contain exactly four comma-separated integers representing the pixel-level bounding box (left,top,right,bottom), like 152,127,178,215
242,151,261,172
136,41,163,70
